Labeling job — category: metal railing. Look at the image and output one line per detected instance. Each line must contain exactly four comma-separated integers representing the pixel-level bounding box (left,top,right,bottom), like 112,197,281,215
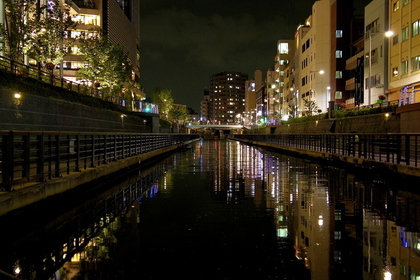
0,131,199,191
0,55,105,98
230,133,420,168
0,55,155,113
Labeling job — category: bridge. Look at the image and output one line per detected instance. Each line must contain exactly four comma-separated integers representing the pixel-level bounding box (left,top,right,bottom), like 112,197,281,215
186,124,244,130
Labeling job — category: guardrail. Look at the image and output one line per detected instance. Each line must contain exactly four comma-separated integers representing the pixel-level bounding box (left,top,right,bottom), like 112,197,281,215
0,55,105,98
230,133,420,168
0,131,200,191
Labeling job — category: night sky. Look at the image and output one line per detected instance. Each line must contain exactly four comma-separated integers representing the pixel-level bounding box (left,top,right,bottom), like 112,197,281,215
140,0,370,112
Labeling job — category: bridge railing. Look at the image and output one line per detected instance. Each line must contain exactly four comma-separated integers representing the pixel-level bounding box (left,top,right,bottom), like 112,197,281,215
0,131,200,191
229,133,420,168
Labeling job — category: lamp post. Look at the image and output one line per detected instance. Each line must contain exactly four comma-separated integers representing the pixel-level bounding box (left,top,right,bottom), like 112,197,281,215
309,70,324,101
367,30,393,105
326,86,331,112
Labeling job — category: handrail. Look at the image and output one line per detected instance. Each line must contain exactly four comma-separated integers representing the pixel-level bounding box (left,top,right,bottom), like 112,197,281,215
0,131,200,191
0,55,105,98
230,133,420,169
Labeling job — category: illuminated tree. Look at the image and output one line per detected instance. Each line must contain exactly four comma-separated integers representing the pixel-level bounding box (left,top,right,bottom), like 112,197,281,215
151,88,174,120
0,0,36,61
303,98,319,116
77,29,132,100
169,104,190,124
24,0,77,68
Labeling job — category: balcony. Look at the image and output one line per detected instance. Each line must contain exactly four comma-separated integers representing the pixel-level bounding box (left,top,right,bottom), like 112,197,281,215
345,77,356,91
70,0,99,15
345,51,364,70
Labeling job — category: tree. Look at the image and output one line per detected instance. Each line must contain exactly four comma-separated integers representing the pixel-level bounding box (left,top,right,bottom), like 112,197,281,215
169,104,190,124
288,103,299,118
77,29,132,100
0,0,36,62
151,88,174,120
24,0,77,68
303,98,319,116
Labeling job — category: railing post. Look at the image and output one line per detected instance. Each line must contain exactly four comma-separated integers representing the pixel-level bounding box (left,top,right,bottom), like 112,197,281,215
91,135,96,168
37,133,45,182
405,135,410,165
55,135,61,177
75,135,80,172
396,134,402,164
113,135,117,161
1,132,14,191
103,134,108,164
23,133,31,181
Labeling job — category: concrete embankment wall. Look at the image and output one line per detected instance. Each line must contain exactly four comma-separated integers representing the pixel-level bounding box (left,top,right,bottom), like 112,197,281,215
0,88,159,133
251,113,400,134
0,139,200,216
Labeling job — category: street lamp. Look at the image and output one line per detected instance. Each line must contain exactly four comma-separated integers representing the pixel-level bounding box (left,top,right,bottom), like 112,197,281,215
367,30,393,105
309,70,324,101
326,86,331,111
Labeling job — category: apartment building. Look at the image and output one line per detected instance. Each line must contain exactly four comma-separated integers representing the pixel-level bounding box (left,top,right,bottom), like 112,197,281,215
67,1,140,89
244,70,263,125
200,89,210,122
268,40,295,122
388,0,420,105
363,0,391,106
296,0,331,114
208,71,248,124
0,0,143,99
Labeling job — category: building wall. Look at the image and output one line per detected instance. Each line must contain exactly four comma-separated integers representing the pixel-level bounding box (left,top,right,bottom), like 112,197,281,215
209,71,248,124
331,0,354,107
388,0,420,105
364,0,389,105
107,0,139,75
297,0,331,114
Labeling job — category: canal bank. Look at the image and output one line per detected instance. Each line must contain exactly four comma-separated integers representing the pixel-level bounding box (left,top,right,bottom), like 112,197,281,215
230,136,420,182
0,138,201,216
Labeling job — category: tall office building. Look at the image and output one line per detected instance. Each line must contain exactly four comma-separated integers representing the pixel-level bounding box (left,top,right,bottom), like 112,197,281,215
66,0,141,96
208,71,248,124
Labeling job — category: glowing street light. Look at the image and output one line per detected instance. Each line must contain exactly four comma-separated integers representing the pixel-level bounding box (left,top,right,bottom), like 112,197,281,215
309,69,324,101
367,30,393,105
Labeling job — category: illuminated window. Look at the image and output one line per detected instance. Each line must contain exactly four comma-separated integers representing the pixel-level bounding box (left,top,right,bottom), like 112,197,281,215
402,27,409,41
335,30,343,38
393,1,399,11
335,91,342,99
335,71,342,79
412,56,420,71
278,43,289,54
335,50,343,58
413,20,420,36
402,60,409,74
392,67,399,77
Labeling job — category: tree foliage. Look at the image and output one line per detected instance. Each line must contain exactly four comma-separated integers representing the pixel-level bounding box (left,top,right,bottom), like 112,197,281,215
151,88,174,120
169,105,190,124
77,29,132,100
0,0,36,61
25,0,77,66
303,98,319,116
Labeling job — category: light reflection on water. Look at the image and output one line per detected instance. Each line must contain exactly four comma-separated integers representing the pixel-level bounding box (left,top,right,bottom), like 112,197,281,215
0,139,420,279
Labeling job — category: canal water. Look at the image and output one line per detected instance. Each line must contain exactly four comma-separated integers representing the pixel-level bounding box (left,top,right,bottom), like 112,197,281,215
0,139,420,280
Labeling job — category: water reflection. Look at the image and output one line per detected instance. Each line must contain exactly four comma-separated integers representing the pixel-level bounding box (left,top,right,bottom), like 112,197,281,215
1,139,420,279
